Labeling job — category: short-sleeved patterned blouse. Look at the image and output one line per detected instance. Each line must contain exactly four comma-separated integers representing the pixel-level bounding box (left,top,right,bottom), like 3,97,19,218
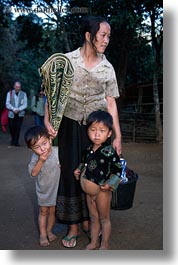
64,48,120,124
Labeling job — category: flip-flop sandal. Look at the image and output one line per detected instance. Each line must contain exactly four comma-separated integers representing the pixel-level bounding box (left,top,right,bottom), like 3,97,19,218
62,235,78,248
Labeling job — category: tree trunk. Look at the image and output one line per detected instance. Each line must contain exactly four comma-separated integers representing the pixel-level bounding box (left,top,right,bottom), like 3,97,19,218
149,6,163,142
153,64,163,142
55,20,71,52
117,45,128,95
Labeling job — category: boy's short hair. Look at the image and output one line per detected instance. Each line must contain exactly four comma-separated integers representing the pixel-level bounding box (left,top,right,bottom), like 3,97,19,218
24,126,49,148
86,110,113,130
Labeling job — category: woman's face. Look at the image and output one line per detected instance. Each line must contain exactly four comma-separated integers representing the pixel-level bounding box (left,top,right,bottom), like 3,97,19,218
93,22,111,53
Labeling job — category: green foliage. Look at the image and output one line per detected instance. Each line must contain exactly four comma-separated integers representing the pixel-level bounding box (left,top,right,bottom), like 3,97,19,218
127,43,155,84
0,0,163,108
16,14,43,49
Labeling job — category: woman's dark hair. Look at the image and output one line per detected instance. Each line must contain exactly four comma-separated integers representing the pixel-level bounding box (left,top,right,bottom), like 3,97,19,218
24,126,49,148
86,110,113,130
80,16,108,46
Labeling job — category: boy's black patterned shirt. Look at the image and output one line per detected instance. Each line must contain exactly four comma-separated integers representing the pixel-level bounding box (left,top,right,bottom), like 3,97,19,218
78,141,122,190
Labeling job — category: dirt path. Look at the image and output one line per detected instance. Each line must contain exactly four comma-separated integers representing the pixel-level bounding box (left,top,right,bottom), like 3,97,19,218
0,115,163,250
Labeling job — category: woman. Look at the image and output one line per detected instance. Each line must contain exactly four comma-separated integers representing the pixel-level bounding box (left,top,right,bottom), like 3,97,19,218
44,16,122,248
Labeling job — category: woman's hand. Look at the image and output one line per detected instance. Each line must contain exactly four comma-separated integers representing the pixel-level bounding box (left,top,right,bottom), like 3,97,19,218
112,137,122,156
45,121,58,139
106,96,122,155
44,102,57,139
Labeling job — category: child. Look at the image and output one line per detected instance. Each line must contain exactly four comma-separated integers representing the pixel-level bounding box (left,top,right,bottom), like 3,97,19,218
24,126,60,247
74,110,123,250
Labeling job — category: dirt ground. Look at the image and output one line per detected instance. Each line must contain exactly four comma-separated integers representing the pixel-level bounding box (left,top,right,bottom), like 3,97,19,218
0,115,163,250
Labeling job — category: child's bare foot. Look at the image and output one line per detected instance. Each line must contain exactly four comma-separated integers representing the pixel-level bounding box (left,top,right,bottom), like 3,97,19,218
85,242,100,250
47,232,57,242
39,235,50,247
99,245,110,250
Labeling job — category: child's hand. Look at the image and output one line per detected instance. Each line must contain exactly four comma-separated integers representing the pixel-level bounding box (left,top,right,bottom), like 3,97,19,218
74,168,81,180
100,183,112,192
39,151,50,162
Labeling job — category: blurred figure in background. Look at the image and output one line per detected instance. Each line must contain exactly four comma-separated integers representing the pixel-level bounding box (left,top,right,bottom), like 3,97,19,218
31,85,45,127
6,81,27,146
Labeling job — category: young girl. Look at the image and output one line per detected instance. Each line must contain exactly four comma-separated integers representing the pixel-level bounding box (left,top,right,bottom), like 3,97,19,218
24,126,60,247
74,110,123,250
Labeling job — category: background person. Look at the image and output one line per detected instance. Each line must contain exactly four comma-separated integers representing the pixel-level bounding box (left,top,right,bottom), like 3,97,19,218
0,107,8,132
31,86,45,127
6,81,27,146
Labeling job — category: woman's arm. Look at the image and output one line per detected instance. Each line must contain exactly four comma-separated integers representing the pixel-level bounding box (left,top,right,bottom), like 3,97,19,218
106,96,122,155
44,103,58,138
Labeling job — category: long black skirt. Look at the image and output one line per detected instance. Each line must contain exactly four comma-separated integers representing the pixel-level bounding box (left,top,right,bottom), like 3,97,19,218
56,116,90,224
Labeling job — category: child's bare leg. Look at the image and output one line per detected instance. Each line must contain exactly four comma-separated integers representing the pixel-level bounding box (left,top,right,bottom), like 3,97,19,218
85,195,100,250
39,206,50,246
47,206,57,242
96,191,112,250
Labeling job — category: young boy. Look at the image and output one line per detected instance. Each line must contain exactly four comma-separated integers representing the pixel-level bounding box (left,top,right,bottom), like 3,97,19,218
24,126,60,247
74,110,124,250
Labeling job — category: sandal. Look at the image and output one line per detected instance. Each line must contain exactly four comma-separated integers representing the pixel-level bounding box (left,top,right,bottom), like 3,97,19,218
62,235,78,248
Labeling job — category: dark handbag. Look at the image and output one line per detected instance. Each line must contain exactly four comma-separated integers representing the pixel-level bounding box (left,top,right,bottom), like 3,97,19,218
111,167,139,210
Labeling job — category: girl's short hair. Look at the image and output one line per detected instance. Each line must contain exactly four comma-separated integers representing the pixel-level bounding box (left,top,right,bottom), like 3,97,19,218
86,110,113,130
24,126,49,148
80,16,108,46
